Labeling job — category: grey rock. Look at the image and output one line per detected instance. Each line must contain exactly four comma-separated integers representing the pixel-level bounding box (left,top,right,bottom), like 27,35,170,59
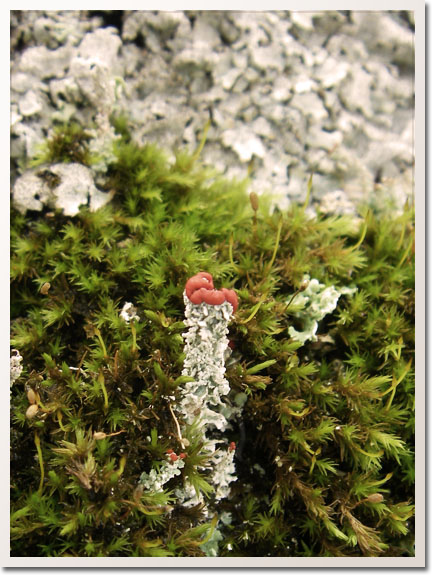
327,35,369,61
10,9,415,217
232,75,250,94
282,133,304,157
218,15,241,45
251,117,274,140
18,45,73,80
314,56,349,88
69,56,116,112
18,90,44,117
49,76,81,107
11,72,44,94
12,171,52,213
77,28,122,73
119,44,144,77
287,166,312,202
306,126,343,151
123,10,189,44
11,122,44,161
292,76,317,94
221,126,266,162
352,12,414,69
290,12,314,33
12,164,113,216
312,11,347,35
173,47,217,72
10,105,22,129
291,92,328,123
250,45,285,73
272,76,293,101
317,189,359,217
338,66,374,118
219,68,242,91
32,15,83,47
192,18,222,49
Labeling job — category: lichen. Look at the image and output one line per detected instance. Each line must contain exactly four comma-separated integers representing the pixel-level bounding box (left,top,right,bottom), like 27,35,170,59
119,302,140,325
10,350,23,386
288,275,357,344
139,457,185,493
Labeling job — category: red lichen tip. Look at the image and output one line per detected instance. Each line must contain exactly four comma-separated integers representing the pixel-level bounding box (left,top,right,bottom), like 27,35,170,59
229,441,236,452
169,453,179,462
185,272,238,313
221,288,238,314
185,272,214,299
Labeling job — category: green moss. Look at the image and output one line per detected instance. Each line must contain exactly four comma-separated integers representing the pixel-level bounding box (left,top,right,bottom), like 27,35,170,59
31,123,92,167
10,125,415,557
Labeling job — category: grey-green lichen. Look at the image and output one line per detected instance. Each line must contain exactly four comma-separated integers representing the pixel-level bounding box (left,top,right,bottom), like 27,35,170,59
10,349,23,386
288,275,357,344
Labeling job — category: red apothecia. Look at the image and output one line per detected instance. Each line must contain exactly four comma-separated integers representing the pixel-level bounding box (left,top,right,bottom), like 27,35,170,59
185,272,238,313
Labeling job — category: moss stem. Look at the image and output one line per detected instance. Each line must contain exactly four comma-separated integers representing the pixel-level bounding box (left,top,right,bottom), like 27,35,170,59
34,431,44,495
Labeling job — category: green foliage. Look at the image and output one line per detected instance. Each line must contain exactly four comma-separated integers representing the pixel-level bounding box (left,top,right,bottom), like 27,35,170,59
10,122,415,557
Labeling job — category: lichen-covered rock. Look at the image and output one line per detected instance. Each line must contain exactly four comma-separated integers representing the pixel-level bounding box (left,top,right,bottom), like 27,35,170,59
11,10,414,221
12,163,113,216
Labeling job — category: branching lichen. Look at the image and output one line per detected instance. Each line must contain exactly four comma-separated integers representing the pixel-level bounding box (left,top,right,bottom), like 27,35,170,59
10,349,23,386
288,275,357,344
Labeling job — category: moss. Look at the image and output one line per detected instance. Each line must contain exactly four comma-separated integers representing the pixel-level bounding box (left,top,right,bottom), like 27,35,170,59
31,123,93,167
10,123,415,557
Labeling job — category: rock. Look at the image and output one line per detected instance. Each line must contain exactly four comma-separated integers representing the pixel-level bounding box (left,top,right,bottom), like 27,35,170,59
10,105,22,129
18,90,44,117
352,12,414,69
12,164,113,216
290,12,314,34
318,190,359,216
123,10,189,44
12,171,52,213
192,18,222,49
293,77,317,94
49,77,81,107
251,117,274,140
272,76,293,101
11,72,44,94
327,35,369,61
173,47,217,72
251,45,285,73
218,15,241,45
312,11,347,35
77,28,122,73
306,126,343,151
314,57,349,88
291,92,328,123
219,68,242,91
69,57,115,110
10,9,415,221
338,66,374,118
18,45,73,80
11,123,43,161
221,126,266,162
